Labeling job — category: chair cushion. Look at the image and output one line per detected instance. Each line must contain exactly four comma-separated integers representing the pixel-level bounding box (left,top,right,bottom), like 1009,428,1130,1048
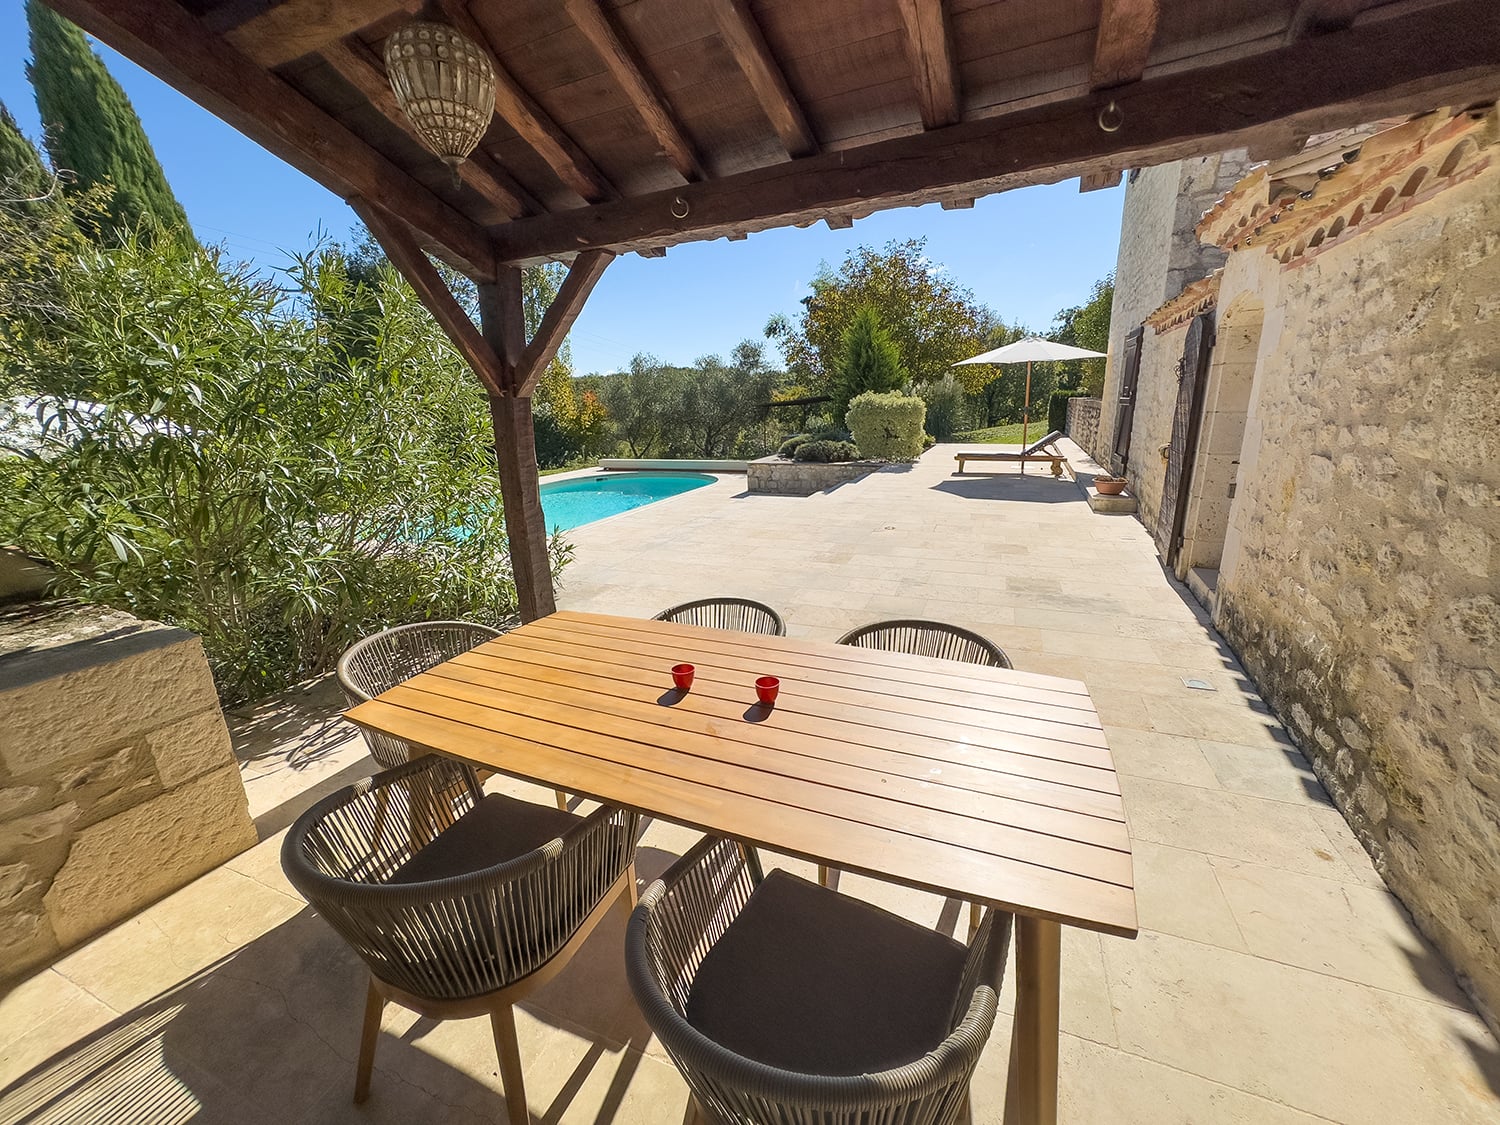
685,869,967,1075
389,792,580,885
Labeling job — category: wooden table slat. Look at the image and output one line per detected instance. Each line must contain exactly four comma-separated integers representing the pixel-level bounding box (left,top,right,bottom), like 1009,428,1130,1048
521,617,1103,728
426,658,1126,818
346,696,1139,936
413,667,1131,850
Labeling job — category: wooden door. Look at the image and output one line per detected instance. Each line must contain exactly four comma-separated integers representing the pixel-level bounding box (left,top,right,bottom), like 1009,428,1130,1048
1154,313,1215,562
1110,327,1144,471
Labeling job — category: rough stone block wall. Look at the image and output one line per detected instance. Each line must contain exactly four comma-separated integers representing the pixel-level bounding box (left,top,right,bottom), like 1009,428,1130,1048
1098,153,1251,465
1215,166,1500,1029
1065,397,1101,456
747,457,874,496
0,604,256,982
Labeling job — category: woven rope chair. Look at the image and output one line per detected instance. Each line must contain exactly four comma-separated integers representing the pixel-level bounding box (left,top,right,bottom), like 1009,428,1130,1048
338,620,567,810
282,754,639,1125
835,619,1012,669
626,836,1011,1125
833,619,1011,920
654,598,786,636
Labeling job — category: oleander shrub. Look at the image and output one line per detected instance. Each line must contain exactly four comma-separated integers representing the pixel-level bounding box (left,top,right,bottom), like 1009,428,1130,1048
845,391,926,461
792,439,860,463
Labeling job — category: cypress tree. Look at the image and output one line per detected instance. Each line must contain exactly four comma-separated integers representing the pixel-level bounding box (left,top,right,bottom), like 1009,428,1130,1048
0,100,57,214
25,0,191,239
834,305,906,424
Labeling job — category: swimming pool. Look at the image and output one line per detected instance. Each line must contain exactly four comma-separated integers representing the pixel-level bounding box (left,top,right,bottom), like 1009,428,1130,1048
539,472,716,532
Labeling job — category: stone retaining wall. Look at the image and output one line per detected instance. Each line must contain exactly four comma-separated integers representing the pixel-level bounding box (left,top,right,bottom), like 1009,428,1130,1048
0,603,256,983
1065,397,1101,458
747,456,875,496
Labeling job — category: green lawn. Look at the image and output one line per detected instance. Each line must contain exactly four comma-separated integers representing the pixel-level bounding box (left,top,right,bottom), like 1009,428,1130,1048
952,423,1036,444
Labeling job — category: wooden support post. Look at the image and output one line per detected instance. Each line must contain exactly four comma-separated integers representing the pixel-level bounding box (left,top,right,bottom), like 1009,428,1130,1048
1004,916,1062,1125
479,271,557,623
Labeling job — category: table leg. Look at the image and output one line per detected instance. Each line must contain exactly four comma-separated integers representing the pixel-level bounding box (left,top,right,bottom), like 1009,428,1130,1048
1003,916,1061,1125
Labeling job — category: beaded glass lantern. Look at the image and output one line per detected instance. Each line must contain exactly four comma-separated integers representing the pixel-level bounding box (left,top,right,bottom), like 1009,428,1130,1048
384,20,497,174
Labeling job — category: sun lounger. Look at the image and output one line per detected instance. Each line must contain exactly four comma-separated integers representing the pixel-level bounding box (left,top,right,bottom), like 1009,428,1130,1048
954,431,1070,477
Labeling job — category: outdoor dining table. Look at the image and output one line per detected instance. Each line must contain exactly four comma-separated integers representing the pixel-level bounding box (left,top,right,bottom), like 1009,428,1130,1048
345,609,1137,1125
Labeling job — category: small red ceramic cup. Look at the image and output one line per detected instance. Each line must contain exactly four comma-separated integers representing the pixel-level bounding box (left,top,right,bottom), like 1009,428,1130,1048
671,663,695,691
755,675,780,705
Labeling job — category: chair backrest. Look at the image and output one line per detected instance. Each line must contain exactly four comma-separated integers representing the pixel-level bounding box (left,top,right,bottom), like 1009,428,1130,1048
1022,430,1064,455
338,621,503,767
626,836,1009,1125
836,619,1012,669
653,598,786,636
282,755,638,1002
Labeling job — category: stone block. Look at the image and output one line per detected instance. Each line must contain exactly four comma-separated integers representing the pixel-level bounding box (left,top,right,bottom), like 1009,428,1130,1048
0,620,217,780
0,785,45,820
147,708,237,788
41,764,256,948
0,803,79,855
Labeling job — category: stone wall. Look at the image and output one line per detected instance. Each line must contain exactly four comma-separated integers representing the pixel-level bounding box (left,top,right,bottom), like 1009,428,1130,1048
1214,164,1500,1029
1097,153,1253,466
1065,397,1101,456
1120,318,1192,535
747,456,875,496
0,603,256,982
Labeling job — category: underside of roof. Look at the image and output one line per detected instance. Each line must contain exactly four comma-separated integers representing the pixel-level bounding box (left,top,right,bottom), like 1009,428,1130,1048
44,0,1500,278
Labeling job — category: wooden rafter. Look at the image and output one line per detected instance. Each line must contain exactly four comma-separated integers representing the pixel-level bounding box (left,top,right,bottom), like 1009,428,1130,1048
705,0,817,158
217,0,412,67
1079,169,1123,192
320,37,539,219
350,198,508,396
1089,0,1159,90
489,0,1500,263
49,0,496,277
896,0,960,129
515,250,614,395
564,0,706,183
435,0,618,203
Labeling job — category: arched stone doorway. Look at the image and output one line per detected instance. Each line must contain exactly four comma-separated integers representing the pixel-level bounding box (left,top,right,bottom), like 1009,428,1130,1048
1177,295,1265,592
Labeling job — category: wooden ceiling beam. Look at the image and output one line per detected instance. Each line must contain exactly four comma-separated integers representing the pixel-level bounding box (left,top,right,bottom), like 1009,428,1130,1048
1090,0,1160,90
896,0,960,129
515,250,614,396
435,0,618,204
1286,0,1364,41
1079,169,1123,192
705,0,817,158
219,0,413,68
349,197,507,397
564,0,706,183
489,0,1500,264
49,0,496,278
320,37,540,219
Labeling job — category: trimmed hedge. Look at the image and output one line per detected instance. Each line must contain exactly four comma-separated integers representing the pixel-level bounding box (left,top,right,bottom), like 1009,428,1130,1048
846,391,926,461
792,439,861,463
1049,388,1090,436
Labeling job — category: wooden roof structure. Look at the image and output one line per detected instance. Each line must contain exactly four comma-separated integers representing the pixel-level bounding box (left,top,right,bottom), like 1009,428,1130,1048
42,0,1500,621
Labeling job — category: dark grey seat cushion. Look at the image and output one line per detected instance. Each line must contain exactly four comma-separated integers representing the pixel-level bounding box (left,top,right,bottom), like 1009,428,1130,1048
389,793,580,884
685,869,968,1075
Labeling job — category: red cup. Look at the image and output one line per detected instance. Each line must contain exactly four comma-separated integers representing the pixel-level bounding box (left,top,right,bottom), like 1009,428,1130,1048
755,675,780,705
671,663,695,691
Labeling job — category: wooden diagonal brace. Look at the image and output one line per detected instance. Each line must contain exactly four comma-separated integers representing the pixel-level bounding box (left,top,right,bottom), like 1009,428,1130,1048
514,251,614,396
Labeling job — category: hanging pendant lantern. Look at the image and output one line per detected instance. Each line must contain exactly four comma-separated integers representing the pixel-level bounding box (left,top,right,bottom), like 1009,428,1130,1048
384,19,497,176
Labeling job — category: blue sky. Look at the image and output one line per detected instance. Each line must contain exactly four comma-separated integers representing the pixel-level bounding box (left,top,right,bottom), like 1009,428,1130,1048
0,0,1126,375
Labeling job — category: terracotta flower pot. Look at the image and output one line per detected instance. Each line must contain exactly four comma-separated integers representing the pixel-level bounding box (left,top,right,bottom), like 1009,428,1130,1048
1095,477,1127,496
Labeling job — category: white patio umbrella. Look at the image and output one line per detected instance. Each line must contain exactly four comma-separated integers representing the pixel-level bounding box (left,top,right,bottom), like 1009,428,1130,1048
954,336,1107,464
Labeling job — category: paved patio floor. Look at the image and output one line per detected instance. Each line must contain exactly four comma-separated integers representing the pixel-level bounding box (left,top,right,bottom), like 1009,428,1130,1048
3,442,1498,1124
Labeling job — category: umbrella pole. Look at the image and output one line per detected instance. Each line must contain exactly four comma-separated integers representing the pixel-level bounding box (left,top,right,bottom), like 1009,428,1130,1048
1021,360,1032,473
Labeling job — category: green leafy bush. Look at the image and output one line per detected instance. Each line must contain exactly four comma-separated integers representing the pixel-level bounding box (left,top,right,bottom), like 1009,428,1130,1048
792,439,860,463
917,373,969,441
0,221,563,702
845,391,926,461
1048,388,1089,436
778,433,810,457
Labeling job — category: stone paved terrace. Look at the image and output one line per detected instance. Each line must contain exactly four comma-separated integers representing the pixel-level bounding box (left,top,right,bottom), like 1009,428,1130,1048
2,442,1498,1124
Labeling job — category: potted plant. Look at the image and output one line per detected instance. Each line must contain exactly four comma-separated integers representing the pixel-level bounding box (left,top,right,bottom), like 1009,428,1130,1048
1094,474,1128,496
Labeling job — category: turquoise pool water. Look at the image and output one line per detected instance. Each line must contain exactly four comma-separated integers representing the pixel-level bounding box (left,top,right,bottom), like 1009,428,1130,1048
539,472,715,532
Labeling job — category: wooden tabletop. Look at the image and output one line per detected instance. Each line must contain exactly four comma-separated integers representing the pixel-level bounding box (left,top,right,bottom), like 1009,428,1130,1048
345,610,1137,937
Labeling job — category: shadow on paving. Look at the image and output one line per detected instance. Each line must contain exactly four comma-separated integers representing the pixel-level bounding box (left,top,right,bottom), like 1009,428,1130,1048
0,844,689,1125
929,475,1082,503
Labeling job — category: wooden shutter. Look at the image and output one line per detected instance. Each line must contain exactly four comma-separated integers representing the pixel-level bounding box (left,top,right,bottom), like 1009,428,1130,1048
1111,326,1144,467
1154,312,1216,561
